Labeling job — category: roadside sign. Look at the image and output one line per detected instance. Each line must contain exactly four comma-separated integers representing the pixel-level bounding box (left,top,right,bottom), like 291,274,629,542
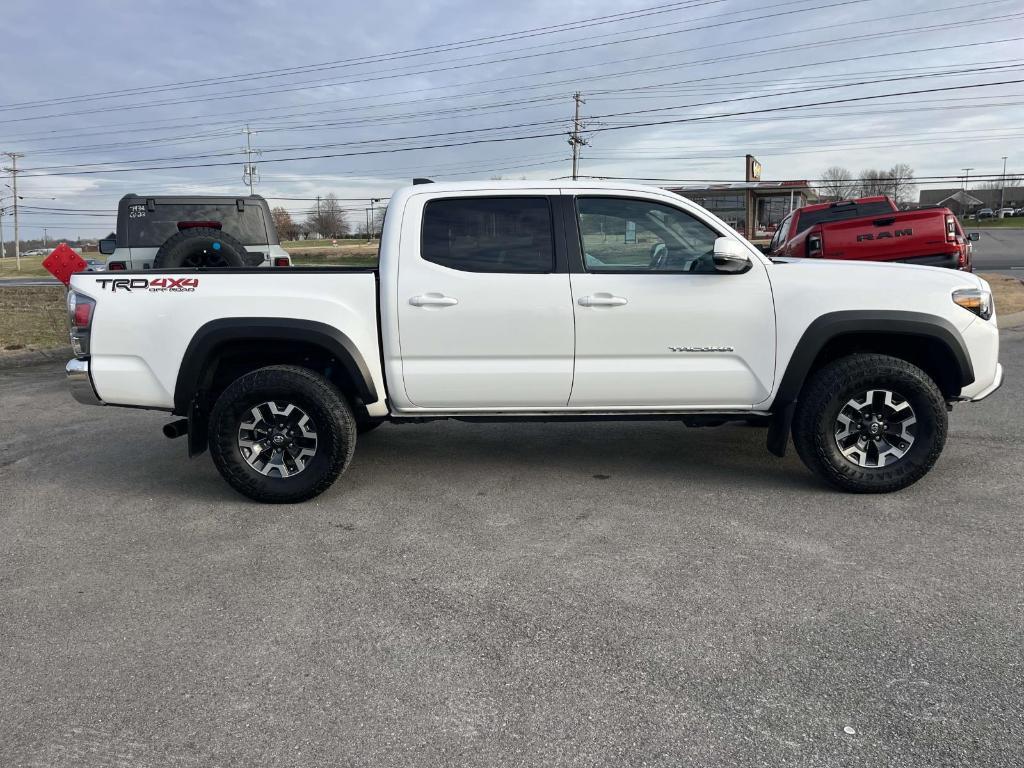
42,243,87,286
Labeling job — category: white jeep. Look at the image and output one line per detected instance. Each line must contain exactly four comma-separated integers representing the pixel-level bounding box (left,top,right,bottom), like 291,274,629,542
98,194,291,270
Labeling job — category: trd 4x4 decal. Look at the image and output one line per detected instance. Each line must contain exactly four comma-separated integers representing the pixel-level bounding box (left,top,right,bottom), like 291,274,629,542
96,277,199,293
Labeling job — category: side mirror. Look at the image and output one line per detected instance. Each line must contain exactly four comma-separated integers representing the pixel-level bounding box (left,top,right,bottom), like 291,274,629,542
968,232,980,242
712,237,752,274
98,238,116,255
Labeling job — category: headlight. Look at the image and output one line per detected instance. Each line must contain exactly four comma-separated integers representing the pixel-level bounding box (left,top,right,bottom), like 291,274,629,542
952,288,993,320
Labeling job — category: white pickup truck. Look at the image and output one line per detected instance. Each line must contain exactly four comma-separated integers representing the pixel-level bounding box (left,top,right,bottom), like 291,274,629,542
65,181,1003,503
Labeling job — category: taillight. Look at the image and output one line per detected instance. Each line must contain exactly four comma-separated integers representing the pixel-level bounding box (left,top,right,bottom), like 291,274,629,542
945,214,956,243
274,256,291,267
107,261,126,271
67,291,96,358
807,234,823,258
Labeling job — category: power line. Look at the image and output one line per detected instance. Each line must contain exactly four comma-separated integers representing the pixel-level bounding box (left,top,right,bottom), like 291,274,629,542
0,0,892,125
18,65,1024,175
0,0,726,112
4,18,1017,148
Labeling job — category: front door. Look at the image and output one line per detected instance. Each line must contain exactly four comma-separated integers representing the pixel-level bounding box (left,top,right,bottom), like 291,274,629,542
567,194,776,409
396,194,574,409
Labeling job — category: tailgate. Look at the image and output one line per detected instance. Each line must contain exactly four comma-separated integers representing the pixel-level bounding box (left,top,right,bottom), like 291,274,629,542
821,210,949,262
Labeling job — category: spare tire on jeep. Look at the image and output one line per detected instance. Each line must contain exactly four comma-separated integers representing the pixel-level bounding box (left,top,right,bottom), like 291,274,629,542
153,227,259,269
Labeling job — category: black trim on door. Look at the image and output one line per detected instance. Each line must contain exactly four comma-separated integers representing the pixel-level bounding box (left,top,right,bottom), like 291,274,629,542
556,195,586,273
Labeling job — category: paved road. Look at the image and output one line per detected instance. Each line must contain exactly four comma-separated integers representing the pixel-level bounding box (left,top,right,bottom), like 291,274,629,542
0,277,60,287
970,227,1024,274
1,336,1022,767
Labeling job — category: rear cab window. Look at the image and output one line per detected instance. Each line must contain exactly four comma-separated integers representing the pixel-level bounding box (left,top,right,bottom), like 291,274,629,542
421,196,554,273
794,201,896,233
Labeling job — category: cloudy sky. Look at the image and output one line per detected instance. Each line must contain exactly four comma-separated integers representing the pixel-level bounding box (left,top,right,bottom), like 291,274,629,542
1,0,1022,239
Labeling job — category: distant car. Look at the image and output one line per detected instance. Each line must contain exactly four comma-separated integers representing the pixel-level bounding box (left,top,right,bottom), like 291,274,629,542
1015,208,1024,217
998,208,1015,219
83,259,106,272
976,208,995,220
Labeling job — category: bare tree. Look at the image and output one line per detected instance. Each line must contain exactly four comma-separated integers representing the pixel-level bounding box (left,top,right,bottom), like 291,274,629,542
305,193,350,239
888,163,916,204
975,174,1024,190
817,166,858,200
271,206,299,241
858,169,890,197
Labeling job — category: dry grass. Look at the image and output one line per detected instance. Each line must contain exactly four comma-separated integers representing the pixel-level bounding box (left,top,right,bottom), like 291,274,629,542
0,256,54,279
981,273,1024,316
0,286,68,353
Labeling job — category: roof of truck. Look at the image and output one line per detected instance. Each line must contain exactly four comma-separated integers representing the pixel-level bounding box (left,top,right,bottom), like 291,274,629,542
390,179,682,204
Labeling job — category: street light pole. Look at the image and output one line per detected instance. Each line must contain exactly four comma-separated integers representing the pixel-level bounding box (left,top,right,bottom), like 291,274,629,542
1000,156,1008,212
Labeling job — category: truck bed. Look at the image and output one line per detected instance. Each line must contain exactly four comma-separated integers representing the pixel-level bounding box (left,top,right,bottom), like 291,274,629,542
70,269,386,413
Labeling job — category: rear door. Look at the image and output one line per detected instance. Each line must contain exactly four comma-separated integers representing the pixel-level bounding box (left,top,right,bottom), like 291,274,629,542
395,193,575,408
566,193,776,409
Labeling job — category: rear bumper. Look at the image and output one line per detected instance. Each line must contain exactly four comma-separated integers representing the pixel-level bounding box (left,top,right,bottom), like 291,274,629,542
66,358,104,406
969,363,1003,402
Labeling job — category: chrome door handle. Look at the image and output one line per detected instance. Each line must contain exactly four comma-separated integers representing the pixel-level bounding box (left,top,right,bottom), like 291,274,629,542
409,293,458,307
578,293,628,307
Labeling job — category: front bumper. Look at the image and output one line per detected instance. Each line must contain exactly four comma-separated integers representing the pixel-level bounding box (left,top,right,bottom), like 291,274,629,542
66,358,104,406
969,363,1003,402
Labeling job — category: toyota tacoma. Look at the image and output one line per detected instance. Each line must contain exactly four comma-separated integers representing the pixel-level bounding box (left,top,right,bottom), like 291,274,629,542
65,181,1003,502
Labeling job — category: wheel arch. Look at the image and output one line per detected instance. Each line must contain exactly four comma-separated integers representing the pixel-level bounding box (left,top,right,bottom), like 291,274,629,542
174,318,378,455
767,310,973,457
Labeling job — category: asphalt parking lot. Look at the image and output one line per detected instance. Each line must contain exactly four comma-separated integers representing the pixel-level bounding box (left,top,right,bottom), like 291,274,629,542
971,228,1024,274
2,330,1022,767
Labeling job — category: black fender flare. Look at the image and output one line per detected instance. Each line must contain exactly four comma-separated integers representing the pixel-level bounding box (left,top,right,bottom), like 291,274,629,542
766,310,973,457
173,317,379,418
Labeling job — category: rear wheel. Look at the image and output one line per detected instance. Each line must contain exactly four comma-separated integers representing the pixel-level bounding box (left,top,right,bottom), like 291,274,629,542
208,365,356,503
792,354,947,493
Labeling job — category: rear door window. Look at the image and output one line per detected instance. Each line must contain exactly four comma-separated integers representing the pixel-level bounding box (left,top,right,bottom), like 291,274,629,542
421,197,554,273
126,203,270,246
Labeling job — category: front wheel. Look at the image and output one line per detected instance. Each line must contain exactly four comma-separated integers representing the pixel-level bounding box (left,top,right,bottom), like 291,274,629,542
792,354,948,493
208,365,356,503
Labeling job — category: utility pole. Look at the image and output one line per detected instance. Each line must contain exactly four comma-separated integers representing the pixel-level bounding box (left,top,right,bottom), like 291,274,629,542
4,152,23,271
242,125,259,194
0,206,6,266
961,167,974,192
568,91,589,181
43,227,48,250
1000,156,1008,212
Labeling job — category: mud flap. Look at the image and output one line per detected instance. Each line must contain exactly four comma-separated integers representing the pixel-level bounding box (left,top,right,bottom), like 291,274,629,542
766,402,794,458
187,395,208,458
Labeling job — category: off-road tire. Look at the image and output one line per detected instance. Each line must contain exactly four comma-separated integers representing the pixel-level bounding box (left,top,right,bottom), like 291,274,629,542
792,353,947,493
209,365,356,503
153,227,255,269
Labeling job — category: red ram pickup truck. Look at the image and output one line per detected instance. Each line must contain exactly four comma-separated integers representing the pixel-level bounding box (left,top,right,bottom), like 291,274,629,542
767,196,979,271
